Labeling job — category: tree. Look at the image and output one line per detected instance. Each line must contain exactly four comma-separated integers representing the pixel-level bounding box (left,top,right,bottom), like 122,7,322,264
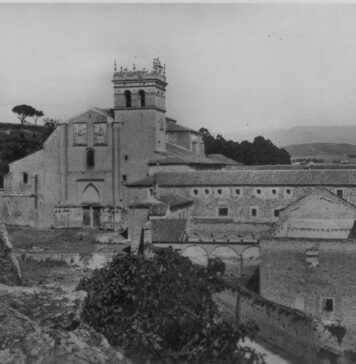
78,248,264,363
33,110,44,126
12,105,36,125
200,127,291,165
43,117,58,133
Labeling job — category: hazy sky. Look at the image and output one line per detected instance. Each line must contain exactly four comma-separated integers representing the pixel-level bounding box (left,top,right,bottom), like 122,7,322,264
2,3,356,134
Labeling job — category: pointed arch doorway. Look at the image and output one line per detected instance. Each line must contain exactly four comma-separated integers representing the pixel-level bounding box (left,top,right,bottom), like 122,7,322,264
81,183,101,228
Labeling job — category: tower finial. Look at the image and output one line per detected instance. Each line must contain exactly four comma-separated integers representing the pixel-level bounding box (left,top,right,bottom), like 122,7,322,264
133,64,136,71
114,60,117,72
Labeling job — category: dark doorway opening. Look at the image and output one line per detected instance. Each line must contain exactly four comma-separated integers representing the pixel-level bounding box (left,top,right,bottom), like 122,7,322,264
83,206,91,227
93,206,101,228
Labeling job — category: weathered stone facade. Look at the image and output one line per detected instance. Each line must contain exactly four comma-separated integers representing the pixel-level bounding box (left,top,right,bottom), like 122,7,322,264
260,188,356,335
5,59,356,240
214,287,356,364
2,60,216,230
127,172,356,224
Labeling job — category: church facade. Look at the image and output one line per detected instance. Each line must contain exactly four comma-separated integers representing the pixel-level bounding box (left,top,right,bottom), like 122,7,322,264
4,58,356,248
1,59,221,230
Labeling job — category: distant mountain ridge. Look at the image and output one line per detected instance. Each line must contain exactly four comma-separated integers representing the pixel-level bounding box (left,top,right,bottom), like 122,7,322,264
284,143,356,163
224,125,356,147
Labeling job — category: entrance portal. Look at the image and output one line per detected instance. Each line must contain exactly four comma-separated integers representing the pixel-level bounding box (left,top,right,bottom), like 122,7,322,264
82,205,101,228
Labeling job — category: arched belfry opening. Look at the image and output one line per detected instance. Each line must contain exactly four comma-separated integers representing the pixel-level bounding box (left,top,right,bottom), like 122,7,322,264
124,90,131,107
139,90,145,107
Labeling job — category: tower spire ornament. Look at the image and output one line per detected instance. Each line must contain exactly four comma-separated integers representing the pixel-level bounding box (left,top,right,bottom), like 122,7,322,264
114,60,117,72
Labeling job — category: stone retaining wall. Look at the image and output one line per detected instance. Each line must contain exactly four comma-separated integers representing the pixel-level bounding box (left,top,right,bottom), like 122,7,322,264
214,287,356,364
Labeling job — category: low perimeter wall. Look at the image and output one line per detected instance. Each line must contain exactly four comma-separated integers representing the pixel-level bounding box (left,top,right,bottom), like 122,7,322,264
214,287,356,364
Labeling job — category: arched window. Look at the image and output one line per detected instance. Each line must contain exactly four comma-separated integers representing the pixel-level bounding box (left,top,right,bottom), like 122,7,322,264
124,90,131,107
86,149,95,169
23,172,28,184
139,90,145,107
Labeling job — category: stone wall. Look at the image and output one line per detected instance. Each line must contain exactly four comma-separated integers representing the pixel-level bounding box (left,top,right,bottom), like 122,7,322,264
54,206,124,230
128,208,148,250
65,112,116,206
154,185,356,222
214,287,355,364
2,128,61,228
116,109,166,186
260,238,356,336
167,132,191,150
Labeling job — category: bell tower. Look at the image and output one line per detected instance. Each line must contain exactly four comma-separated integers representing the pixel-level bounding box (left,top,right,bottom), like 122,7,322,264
112,59,167,202
113,58,167,113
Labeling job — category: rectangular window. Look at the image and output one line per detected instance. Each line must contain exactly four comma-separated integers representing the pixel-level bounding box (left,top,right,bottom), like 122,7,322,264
251,208,258,217
193,188,199,196
321,298,334,313
336,189,343,198
217,189,222,195
204,189,210,195
272,189,277,195
274,209,279,217
218,207,229,216
122,175,127,183
256,189,261,195
285,188,291,195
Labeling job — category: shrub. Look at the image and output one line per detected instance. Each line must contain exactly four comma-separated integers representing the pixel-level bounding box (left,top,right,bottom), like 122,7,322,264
78,247,264,363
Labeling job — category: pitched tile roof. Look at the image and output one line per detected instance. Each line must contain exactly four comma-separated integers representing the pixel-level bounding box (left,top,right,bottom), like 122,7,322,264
158,193,193,211
129,193,193,213
166,121,200,134
128,169,356,187
149,143,224,165
129,195,167,216
273,219,356,239
185,217,273,242
279,186,356,214
91,107,114,118
231,164,356,170
207,154,241,165
151,219,187,243
272,187,356,239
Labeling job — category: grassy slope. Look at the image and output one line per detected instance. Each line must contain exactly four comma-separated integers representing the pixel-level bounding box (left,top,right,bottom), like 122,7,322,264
0,123,52,187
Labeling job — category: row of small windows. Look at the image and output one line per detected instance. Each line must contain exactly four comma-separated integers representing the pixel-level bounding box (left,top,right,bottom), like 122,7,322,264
191,187,291,197
193,187,344,198
255,188,290,196
192,188,242,196
124,90,145,107
217,206,280,218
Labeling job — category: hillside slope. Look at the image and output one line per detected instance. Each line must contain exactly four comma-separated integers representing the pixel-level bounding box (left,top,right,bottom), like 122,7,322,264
0,123,53,186
284,143,356,163
225,125,356,147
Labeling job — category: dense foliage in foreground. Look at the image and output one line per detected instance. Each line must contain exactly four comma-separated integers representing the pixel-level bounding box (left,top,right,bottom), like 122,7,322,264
78,248,264,363
200,128,291,165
